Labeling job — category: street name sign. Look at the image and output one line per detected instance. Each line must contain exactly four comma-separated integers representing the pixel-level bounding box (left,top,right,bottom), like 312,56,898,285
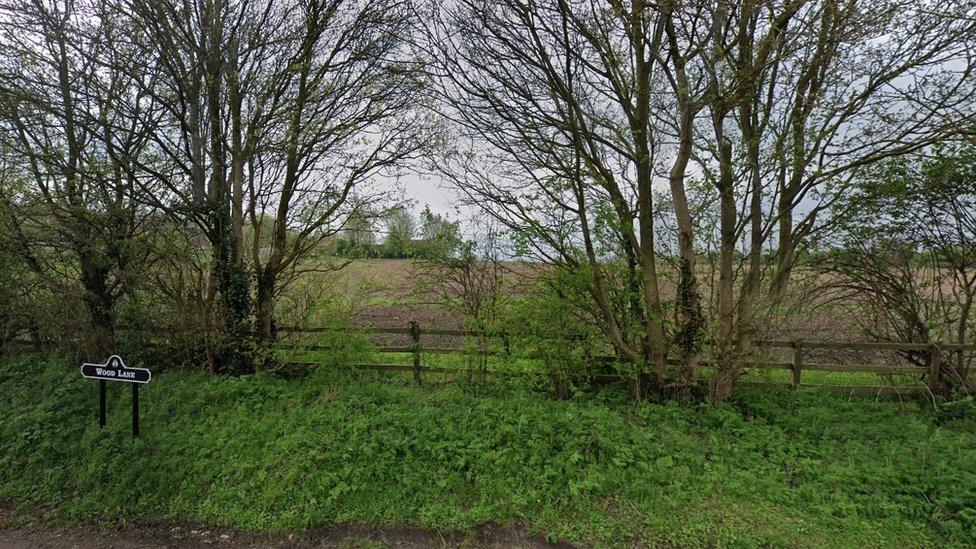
81,355,151,384
80,355,151,437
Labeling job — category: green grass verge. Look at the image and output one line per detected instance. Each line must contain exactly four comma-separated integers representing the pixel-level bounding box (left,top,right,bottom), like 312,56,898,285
1,354,975,546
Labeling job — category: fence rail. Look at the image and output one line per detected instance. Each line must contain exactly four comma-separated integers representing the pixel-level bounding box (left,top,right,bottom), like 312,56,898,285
276,322,974,394
279,325,976,351
6,322,973,395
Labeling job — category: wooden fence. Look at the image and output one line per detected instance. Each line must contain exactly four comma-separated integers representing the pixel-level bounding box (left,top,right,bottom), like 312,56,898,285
278,322,976,395
5,321,973,395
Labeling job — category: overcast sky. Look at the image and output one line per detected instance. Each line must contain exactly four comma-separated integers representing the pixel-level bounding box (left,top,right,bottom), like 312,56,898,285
384,169,485,238
399,172,456,217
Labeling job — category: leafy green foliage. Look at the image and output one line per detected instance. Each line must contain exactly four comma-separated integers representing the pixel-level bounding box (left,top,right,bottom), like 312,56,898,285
408,206,459,260
0,221,31,349
498,286,610,391
2,355,975,545
333,206,462,260
823,140,976,393
937,396,976,428
383,205,417,259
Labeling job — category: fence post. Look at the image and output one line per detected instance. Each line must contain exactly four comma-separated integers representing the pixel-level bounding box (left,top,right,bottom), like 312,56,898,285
791,339,803,388
927,343,941,394
409,320,421,385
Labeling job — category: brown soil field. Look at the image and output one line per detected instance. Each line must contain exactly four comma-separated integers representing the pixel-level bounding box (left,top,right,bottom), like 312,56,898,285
303,259,942,370
324,260,856,337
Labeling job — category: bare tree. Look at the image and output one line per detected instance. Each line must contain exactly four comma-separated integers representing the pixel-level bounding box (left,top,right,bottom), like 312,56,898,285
764,0,976,301
656,1,713,386
425,0,677,393
823,141,976,394
426,0,976,401
245,0,428,345
112,0,271,372
418,221,507,374
114,0,427,371
694,0,976,401
0,0,160,356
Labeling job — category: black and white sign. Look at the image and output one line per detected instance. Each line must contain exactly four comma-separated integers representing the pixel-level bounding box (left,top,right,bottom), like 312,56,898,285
81,355,150,437
81,355,152,384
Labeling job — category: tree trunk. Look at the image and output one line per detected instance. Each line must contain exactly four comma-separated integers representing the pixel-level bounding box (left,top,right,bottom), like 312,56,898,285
957,292,973,383
255,265,276,343
627,0,668,389
715,135,736,357
204,9,252,375
80,255,116,357
706,1,741,403
707,131,738,403
769,206,795,301
729,124,766,398
228,36,245,267
670,106,703,383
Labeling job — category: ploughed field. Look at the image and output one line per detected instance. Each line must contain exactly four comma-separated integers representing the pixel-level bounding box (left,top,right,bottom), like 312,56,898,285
326,259,862,337
290,260,926,385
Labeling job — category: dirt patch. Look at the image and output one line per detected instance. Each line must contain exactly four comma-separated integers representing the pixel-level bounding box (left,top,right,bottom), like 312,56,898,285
0,507,573,548
355,304,463,332
355,304,466,350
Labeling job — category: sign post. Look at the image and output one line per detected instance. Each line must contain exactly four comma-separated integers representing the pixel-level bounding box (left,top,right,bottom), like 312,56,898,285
81,355,151,437
99,380,106,427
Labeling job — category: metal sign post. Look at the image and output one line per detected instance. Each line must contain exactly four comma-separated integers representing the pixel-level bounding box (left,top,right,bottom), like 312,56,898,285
81,355,152,437
99,380,106,427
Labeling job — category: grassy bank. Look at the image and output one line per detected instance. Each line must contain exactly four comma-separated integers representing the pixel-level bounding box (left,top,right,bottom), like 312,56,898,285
1,354,975,546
